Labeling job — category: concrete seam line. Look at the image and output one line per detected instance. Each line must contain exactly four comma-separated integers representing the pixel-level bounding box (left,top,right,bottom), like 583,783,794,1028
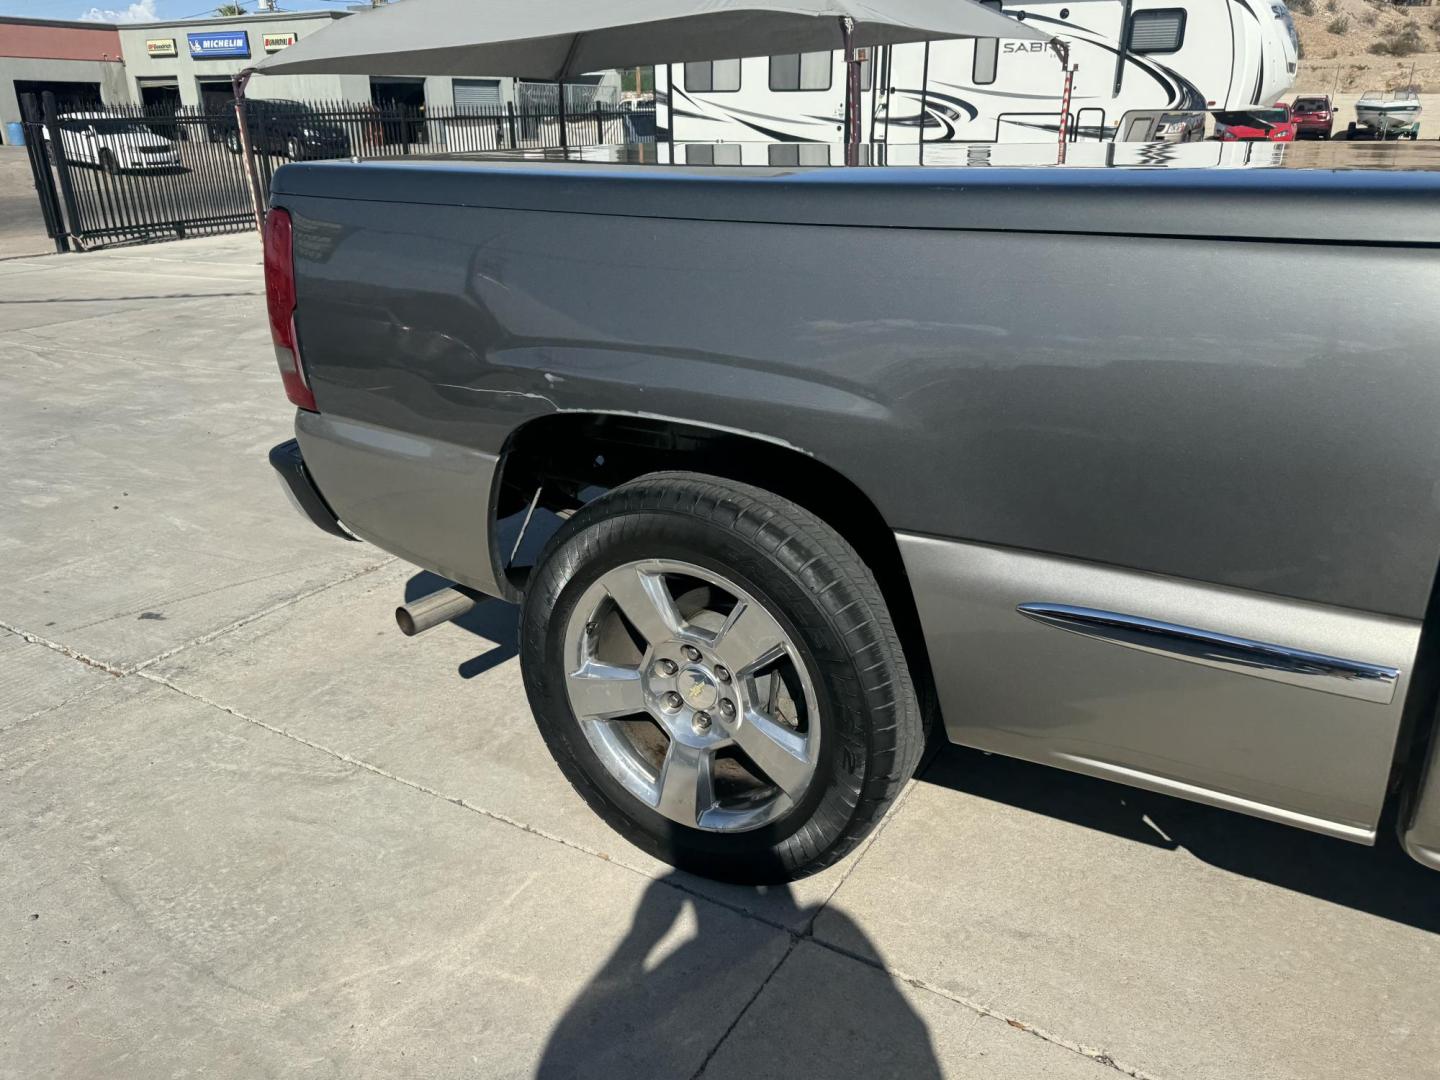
802,776,921,939
1,557,395,679
134,671,812,938
133,668,667,879
0,621,127,676
130,556,398,674
688,935,801,1080
0,680,115,737
809,935,1167,1080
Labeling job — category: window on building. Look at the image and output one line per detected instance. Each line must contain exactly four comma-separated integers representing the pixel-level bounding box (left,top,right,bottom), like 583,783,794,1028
1128,8,1187,53
972,0,1004,86
684,59,741,93
769,52,832,91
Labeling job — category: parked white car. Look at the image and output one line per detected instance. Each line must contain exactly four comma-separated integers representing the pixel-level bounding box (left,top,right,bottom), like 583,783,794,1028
42,113,181,174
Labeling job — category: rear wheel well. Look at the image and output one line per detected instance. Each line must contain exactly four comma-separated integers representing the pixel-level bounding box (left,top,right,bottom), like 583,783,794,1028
494,412,938,721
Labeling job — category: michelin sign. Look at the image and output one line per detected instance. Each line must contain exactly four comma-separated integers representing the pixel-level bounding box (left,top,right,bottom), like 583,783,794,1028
188,32,251,59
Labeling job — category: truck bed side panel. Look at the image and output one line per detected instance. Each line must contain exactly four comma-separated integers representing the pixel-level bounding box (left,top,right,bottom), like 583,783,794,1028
283,192,1440,621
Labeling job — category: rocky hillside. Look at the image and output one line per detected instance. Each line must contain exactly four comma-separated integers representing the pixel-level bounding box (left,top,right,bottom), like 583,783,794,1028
1290,0,1440,92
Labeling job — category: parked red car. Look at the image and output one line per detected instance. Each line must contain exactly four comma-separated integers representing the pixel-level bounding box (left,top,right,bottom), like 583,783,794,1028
1213,106,1296,142
1289,95,1335,139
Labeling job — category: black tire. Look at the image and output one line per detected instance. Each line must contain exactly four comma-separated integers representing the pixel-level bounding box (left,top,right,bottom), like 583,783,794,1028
286,136,302,160
520,472,924,883
99,149,119,176
225,130,242,154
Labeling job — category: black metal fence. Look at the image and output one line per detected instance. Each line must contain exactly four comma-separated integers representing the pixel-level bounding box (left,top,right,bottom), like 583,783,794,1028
19,92,657,252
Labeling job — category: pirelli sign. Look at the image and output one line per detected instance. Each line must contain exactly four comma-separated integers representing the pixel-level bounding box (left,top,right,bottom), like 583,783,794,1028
263,32,298,53
145,38,177,57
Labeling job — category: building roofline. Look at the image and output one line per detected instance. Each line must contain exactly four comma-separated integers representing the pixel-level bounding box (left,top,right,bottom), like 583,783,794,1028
118,11,350,30
0,11,348,32
0,16,123,30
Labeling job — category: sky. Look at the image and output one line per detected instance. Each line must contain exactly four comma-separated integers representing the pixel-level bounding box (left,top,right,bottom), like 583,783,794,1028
0,0,345,21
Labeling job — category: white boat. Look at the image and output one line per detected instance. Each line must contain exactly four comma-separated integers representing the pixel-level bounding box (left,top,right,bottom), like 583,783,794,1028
1352,88,1422,139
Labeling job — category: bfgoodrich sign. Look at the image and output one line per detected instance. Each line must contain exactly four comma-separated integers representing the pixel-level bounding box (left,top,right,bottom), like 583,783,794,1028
187,31,251,59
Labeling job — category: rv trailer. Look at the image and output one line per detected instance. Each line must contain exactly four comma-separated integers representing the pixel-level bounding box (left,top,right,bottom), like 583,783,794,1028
655,0,1298,144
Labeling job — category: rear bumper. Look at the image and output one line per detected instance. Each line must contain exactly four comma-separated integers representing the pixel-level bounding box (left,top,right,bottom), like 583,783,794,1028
269,438,357,542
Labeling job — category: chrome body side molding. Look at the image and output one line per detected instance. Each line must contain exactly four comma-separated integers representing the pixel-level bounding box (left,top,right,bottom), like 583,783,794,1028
1016,604,1400,705
896,534,1422,844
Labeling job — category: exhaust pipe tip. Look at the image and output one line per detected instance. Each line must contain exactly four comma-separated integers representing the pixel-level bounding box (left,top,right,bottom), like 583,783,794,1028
395,606,420,637
395,585,479,637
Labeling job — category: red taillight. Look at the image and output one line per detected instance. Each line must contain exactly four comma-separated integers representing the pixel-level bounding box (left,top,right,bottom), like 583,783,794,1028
263,207,316,412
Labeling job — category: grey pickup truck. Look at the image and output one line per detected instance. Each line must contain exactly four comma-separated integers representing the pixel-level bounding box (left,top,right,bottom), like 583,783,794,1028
267,142,1440,883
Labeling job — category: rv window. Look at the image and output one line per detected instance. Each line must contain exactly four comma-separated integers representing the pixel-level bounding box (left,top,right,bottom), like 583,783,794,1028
1128,8,1187,54
684,59,740,93
770,52,832,92
973,0,1003,86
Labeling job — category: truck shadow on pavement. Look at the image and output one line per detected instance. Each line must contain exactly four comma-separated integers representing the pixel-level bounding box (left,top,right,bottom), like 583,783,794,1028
403,572,518,679
535,872,942,1080
923,747,1440,934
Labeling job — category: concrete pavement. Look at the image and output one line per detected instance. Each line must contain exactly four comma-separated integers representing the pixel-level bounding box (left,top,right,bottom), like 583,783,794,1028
2,234,1438,1080
0,146,55,260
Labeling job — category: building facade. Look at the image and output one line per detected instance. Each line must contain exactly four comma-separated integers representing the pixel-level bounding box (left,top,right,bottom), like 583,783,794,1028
0,17,130,140
3,11,621,146
114,11,365,114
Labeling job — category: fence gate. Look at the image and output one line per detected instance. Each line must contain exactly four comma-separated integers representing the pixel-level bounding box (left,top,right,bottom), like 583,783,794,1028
20,92,259,251
19,91,658,253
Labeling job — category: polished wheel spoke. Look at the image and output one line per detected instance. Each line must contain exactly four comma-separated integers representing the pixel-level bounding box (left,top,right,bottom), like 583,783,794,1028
731,707,812,798
654,739,717,825
600,564,683,646
565,557,819,834
566,661,646,721
714,599,788,676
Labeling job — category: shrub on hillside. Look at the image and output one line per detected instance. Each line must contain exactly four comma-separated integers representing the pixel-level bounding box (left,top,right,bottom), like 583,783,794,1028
1361,9,1379,26
1324,0,1339,11
1291,0,1315,15
1365,20,1422,54
1327,14,1350,32
1430,11,1440,33
1368,21,1425,54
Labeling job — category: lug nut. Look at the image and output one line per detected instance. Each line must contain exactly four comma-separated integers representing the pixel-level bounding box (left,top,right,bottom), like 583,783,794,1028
663,691,684,711
715,665,731,684
693,711,712,732
682,644,702,663
719,698,735,718
654,658,678,677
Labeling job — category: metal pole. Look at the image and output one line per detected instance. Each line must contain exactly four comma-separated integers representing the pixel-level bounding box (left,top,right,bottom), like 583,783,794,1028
1051,42,1075,164
232,69,266,236
22,94,68,252
841,16,860,165
41,92,84,251
557,80,568,149
919,42,930,164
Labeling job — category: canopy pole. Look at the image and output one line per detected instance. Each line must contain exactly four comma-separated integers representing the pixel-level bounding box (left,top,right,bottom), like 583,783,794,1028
556,80,568,149
1049,41,1075,164
841,16,860,165
232,69,266,236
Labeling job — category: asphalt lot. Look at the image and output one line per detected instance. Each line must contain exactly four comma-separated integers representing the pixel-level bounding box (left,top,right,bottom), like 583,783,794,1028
3,234,1439,1080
